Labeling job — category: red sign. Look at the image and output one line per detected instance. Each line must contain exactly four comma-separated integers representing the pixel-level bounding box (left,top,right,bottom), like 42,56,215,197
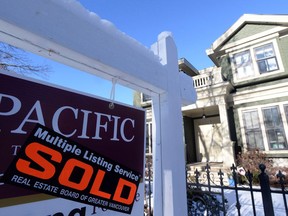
0,72,145,206
4,124,141,214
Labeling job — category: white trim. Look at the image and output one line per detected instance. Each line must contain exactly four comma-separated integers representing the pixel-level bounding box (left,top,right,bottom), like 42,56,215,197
212,14,288,51
225,32,279,53
223,27,287,52
232,82,288,106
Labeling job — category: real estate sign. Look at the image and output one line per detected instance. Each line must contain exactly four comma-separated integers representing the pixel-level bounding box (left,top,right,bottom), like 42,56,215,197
0,71,145,215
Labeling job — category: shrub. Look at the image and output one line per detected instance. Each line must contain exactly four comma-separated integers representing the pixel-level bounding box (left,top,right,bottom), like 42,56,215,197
236,148,287,186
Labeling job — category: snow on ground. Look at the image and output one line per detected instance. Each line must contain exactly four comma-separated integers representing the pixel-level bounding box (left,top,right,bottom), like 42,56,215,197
225,189,287,215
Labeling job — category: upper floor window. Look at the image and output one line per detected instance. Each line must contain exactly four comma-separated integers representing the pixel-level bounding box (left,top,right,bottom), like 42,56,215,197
234,50,254,79
254,43,279,73
232,41,282,81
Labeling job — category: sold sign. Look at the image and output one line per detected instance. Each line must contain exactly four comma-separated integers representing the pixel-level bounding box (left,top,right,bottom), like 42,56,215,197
4,124,141,214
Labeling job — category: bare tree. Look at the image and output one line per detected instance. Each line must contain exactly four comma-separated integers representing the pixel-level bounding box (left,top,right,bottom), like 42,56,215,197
0,42,50,75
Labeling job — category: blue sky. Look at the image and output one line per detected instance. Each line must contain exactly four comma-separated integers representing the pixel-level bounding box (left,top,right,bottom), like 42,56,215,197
79,0,288,69
27,0,288,104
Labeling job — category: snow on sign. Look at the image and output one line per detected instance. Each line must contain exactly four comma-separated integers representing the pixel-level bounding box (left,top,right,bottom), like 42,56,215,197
0,71,145,215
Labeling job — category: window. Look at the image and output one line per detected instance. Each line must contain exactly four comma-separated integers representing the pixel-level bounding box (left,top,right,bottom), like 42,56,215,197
232,41,281,80
254,43,278,73
234,50,255,79
242,110,264,150
146,122,153,154
262,106,287,149
241,105,288,151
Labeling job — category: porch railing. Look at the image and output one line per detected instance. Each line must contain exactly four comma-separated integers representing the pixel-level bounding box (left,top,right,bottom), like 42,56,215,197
192,68,223,88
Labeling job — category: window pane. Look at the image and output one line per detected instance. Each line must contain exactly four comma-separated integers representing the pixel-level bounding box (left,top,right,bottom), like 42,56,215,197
267,58,278,71
243,110,260,129
243,112,252,129
255,49,265,59
234,50,255,78
262,106,287,150
246,131,264,150
251,111,260,128
242,110,264,150
264,46,274,57
263,109,273,127
145,123,152,154
257,60,268,73
255,44,273,59
235,51,250,66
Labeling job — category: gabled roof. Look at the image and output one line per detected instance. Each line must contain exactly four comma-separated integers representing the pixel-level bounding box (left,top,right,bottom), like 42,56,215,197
206,14,288,66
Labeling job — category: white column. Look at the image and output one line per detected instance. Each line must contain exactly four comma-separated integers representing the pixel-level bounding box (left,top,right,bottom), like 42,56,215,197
218,100,235,167
151,32,188,216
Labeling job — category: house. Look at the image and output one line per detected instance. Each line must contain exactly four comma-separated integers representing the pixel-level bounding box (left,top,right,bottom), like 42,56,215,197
137,14,288,173
183,14,288,169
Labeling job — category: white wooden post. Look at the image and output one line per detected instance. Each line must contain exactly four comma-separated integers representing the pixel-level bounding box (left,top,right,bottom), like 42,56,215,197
151,33,188,216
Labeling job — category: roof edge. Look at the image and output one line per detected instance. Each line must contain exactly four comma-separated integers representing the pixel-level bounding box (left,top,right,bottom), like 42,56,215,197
211,14,288,52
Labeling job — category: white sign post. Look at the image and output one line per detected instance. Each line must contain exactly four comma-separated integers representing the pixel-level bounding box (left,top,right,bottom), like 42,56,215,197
0,1,195,215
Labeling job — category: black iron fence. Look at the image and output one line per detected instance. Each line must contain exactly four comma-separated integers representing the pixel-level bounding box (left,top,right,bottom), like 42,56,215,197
186,163,288,216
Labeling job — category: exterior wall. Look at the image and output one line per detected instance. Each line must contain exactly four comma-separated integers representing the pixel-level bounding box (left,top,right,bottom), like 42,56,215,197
279,35,288,70
226,24,275,45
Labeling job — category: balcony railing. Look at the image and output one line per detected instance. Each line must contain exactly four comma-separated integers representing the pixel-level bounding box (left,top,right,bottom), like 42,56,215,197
193,68,223,88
